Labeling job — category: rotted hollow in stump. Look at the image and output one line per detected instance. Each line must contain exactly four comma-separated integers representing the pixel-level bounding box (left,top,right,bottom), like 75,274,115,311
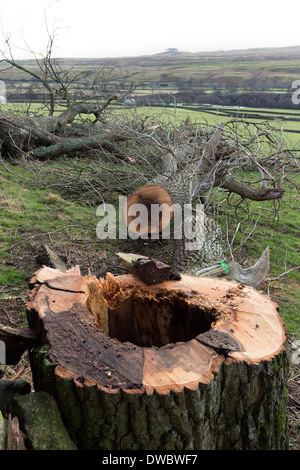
27,266,288,450
86,273,228,348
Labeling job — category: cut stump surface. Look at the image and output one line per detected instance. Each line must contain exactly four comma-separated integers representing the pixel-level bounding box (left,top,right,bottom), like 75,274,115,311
27,266,288,450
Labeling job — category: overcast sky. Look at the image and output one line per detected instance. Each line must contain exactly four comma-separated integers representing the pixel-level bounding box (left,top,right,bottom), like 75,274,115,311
0,0,299,59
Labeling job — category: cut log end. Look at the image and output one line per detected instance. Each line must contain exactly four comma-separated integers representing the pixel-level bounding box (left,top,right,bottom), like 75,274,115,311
124,184,174,235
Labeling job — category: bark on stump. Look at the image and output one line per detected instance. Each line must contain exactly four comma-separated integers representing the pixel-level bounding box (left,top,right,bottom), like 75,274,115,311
27,266,288,450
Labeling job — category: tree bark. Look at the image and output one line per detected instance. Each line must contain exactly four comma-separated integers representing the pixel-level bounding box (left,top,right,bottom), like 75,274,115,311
0,113,58,158
7,415,27,450
0,112,126,160
32,136,125,160
26,265,288,450
220,175,285,201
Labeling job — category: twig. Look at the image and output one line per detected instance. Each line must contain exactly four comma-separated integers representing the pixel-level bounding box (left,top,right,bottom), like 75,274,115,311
266,265,300,282
11,366,25,381
8,224,95,251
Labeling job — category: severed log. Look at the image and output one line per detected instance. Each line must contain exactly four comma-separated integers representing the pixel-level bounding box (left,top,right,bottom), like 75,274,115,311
0,111,126,160
124,184,174,236
116,252,176,285
0,113,58,159
26,264,288,450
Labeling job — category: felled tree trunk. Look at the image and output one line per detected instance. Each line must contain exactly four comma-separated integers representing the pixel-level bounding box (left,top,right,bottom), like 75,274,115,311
27,265,288,450
0,112,125,160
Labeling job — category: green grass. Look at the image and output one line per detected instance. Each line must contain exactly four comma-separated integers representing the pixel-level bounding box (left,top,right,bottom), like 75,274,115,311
0,167,100,289
129,105,300,147
0,265,28,286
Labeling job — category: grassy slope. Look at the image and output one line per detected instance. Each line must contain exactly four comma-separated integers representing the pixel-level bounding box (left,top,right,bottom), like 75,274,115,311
0,168,100,292
88,47,300,85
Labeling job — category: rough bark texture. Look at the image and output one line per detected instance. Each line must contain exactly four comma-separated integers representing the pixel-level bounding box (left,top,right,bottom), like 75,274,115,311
11,391,77,450
0,112,125,160
26,266,289,451
32,136,125,160
29,349,288,450
220,176,285,201
6,415,27,450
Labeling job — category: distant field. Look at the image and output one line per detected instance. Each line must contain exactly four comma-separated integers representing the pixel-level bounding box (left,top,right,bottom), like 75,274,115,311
1,45,300,101
2,99,299,147
112,104,300,147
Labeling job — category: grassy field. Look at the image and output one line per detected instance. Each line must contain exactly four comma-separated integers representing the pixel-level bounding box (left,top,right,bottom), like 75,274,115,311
119,104,300,145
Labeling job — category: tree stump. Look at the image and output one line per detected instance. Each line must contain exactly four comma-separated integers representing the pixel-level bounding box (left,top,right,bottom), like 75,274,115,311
27,265,288,450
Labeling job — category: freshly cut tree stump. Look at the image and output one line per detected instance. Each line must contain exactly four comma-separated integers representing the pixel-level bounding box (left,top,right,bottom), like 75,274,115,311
27,265,288,450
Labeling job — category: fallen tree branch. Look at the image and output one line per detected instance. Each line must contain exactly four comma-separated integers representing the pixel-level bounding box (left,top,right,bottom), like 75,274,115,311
54,95,118,129
32,136,126,160
220,175,285,201
195,247,270,288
